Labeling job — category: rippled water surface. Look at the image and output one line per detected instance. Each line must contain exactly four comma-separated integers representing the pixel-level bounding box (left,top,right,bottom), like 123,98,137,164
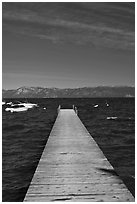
2,98,135,201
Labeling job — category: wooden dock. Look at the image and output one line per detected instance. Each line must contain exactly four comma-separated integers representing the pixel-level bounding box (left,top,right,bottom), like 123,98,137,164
24,109,134,202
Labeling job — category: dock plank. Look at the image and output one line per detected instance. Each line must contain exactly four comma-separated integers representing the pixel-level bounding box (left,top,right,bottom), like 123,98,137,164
24,109,134,202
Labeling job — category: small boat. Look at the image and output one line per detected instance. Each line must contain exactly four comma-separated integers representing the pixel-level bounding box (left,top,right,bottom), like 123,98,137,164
2,101,6,105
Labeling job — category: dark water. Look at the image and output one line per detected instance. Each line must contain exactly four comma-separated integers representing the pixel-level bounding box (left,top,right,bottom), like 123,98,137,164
2,98,135,201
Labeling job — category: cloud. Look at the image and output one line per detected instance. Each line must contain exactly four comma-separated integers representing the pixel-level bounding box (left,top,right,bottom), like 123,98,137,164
2,2,135,50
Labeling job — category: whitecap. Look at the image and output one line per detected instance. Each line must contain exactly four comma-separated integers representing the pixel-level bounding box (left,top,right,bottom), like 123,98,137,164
7,102,13,105
94,104,98,108
5,107,28,113
107,117,117,120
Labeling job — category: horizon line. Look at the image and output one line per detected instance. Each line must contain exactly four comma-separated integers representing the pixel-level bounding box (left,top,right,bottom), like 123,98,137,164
2,85,135,90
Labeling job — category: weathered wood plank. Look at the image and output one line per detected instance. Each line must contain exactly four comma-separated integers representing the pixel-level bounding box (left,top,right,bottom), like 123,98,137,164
24,109,134,202
24,193,133,202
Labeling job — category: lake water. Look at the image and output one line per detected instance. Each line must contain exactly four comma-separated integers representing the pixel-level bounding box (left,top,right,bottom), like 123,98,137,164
2,98,135,201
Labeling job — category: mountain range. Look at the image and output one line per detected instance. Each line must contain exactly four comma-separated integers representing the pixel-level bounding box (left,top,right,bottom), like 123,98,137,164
2,86,135,98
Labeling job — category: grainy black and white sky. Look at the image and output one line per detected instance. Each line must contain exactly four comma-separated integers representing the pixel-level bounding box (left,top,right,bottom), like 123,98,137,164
2,2,135,89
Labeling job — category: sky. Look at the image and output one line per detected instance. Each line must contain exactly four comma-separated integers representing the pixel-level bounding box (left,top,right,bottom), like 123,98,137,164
2,2,135,89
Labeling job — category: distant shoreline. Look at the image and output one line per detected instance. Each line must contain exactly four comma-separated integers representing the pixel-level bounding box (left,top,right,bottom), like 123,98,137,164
2,86,135,98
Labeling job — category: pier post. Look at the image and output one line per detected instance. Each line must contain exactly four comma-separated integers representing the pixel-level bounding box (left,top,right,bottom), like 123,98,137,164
57,105,61,114
75,106,78,115
72,105,78,115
